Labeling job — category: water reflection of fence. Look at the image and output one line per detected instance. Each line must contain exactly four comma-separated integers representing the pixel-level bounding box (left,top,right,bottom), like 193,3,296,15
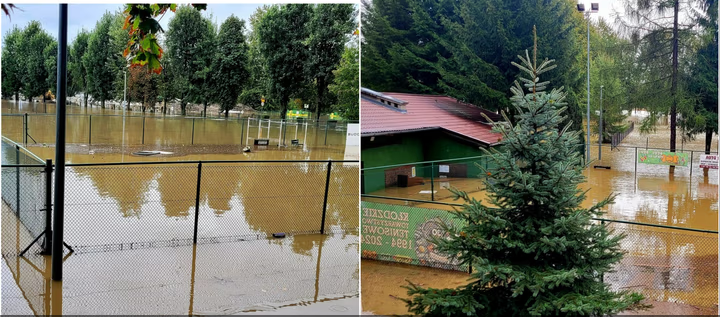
1,159,359,256
1,113,357,147
362,145,718,201
360,195,718,308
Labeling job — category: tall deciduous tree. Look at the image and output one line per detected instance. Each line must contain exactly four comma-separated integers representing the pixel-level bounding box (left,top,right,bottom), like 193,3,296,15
1,26,24,101
257,4,312,120
43,40,59,103
329,43,359,120
165,5,214,115
307,4,355,121
84,12,119,108
240,5,271,110
127,64,159,112
212,15,249,118
20,21,54,102
69,29,91,106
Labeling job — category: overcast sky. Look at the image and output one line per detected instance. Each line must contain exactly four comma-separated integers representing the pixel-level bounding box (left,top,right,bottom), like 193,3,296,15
1,4,261,43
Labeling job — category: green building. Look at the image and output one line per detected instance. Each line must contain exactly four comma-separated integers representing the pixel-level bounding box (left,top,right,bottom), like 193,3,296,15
361,88,504,194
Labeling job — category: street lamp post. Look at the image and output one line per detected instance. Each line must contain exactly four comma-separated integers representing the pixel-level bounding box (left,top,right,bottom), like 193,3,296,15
599,85,603,160
578,2,599,165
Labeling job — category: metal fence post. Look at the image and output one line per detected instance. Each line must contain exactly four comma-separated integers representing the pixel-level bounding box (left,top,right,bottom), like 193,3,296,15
321,160,332,234
88,115,92,145
324,121,329,146
430,162,435,201
142,116,146,145
23,113,28,145
15,145,20,216
240,119,245,146
689,151,693,179
361,161,365,195
42,159,53,254
193,162,202,244
191,118,195,145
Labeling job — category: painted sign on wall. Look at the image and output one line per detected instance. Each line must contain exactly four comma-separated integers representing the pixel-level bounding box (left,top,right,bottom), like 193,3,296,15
699,154,718,169
637,149,689,167
361,201,467,271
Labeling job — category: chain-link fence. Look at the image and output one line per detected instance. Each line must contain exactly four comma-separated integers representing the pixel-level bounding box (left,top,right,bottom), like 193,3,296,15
360,196,718,308
1,152,359,314
1,113,356,148
1,137,49,258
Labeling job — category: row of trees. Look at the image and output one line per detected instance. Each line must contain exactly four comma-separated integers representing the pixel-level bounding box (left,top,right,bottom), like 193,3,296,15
362,0,717,155
1,4,359,120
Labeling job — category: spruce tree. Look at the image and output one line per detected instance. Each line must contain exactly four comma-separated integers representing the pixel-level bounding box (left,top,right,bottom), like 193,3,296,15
402,30,645,316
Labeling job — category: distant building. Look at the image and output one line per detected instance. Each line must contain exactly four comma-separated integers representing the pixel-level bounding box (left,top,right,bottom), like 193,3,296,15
361,88,504,193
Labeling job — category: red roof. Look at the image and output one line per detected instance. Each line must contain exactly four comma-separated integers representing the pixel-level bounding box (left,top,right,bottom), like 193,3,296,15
361,91,503,146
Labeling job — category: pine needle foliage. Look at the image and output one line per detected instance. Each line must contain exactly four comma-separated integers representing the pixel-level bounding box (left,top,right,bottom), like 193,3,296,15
401,27,646,317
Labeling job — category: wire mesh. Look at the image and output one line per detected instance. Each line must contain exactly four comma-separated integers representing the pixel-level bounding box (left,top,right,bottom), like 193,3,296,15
1,139,48,258
360,197,718,308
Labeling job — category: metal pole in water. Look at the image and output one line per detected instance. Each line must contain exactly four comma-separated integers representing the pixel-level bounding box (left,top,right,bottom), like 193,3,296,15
246,117,250,145
23,113,28,145
240,118,244,146
142,116,146,145
320,160,332,234
191,118,195,145
15,145,20,215
324,121,328,145
43,159,52,254
193,162,202,244
277,120,282,146
257,119,261,139
88,115,92,145
52,3,68,281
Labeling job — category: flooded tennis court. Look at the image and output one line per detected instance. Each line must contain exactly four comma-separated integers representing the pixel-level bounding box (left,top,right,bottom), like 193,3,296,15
0,103,361,314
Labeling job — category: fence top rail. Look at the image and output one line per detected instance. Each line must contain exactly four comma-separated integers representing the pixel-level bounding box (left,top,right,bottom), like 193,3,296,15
363,155,492,171
12,159,358,167
1,113,358,123
0,164,46,168
360,194,718,234
1,136,45,163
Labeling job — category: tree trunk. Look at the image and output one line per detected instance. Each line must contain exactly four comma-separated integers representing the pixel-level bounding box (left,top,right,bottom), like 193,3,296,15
225,109,229,118
315,77,324,125
669,0,679,174
14,92,18,103
101,99,105,109
43,94,46,108
84,94,88,107
203,101,208,117
280,96,288,120
181,99,187,116
162,97,167,115
703,127,713,177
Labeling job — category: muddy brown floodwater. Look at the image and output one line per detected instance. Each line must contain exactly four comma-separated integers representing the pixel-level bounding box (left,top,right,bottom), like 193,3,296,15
362,117,718,315
1,100,361,315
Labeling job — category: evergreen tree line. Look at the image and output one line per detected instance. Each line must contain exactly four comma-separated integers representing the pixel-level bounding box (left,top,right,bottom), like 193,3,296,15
1,4,359,120
362,0,717,151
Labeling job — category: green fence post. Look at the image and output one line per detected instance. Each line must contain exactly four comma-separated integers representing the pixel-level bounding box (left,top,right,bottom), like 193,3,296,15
191,118,195,145
430,162,435,201
88,115,92,145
